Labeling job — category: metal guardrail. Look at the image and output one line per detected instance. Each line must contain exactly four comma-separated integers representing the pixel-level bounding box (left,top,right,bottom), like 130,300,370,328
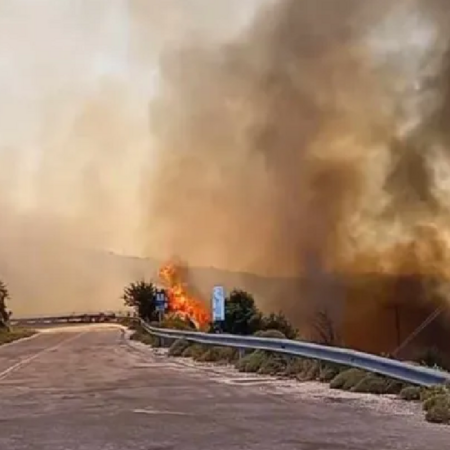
140,320,450,387
11,312,129,325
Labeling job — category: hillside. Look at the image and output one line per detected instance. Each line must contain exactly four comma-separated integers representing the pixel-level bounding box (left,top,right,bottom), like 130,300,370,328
0,245,307,318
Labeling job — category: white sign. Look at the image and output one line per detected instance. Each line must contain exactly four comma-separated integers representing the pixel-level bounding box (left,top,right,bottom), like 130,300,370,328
211,285,225,322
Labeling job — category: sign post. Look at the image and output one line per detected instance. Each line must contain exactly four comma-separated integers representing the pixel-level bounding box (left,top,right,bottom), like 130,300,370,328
155,289,167,323
211,285,226,332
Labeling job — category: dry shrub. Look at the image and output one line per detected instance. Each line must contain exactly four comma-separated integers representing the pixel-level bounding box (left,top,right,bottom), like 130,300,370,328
330,368,367,390
168,338,191,357
235,350,268,373
399,386,421,401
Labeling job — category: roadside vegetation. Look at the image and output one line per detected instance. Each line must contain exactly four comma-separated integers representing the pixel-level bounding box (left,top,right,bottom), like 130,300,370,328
0,279,37,344
123,280,450,425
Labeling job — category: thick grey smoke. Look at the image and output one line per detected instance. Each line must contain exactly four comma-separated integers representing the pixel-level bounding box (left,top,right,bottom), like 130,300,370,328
145,0,450,324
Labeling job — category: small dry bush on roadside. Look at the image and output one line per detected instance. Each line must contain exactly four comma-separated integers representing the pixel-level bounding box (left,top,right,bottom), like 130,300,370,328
384,379,406,395
298,359,321,381
420,385,448,402
168,339,191,357
283,357,305,377
182,343,206,359
130,330,157,346
424,394,450,424
235,350,268,373
352,374,390,395
216,347,239,363
253,329,287,339
330,368,367,390
319,362,344,383
197,346,228,363
257,354,288,375
399,386,421,401
423,393,449,412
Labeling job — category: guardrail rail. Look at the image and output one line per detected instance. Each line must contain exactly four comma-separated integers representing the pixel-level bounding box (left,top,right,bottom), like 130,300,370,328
140,320,450,387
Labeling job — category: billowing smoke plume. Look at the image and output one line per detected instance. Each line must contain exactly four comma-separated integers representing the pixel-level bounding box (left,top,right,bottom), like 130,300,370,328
145,0,450,342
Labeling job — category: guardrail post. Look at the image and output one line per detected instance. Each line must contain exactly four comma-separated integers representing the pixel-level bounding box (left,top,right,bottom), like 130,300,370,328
238,348,245,359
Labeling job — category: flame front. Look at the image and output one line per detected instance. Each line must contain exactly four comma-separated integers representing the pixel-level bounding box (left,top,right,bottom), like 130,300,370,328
158,262,210,328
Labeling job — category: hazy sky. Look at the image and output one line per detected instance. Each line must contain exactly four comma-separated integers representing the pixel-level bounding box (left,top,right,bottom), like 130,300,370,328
0,0,264,148
0,0,266,254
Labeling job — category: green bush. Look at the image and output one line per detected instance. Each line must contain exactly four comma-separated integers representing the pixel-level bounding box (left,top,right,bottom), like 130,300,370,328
425,394,450,424
260,312,298,340
300,359,321,381
258,354,288,375
420,385,448,402
330,368,367,391
182,343,206,359
122,280,158,322
352,374,389,395
399,386,421,401
235,350,268,373
196,346,228,362
423,394,450,412
283,357,306,377
253,329,286,339
223,290,263,335
130,330,157,346
168,339,191,357
384,379,406,395
216,347,239,363
319,362,344,383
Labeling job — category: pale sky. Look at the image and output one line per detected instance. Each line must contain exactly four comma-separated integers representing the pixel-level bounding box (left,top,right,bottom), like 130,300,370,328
0,0,267,254
0,0,265,149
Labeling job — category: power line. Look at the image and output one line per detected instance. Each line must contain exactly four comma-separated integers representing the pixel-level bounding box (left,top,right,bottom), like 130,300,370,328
392,305,446,357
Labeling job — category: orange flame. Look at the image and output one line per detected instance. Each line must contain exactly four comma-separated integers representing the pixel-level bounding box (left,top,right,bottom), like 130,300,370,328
158,262,210,328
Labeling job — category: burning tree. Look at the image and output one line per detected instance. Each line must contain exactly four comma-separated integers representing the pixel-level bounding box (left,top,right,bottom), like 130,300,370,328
158,262,209,329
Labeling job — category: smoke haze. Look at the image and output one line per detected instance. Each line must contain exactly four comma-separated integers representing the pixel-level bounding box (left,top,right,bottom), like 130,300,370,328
3,0,450,331
146,0,450,327
0,0,260,315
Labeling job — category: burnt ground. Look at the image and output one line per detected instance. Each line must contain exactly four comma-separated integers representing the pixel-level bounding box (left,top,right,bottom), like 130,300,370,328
0,325,448,450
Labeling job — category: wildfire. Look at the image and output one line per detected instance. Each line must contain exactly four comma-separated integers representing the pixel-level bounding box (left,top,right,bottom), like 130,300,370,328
158,262,210,328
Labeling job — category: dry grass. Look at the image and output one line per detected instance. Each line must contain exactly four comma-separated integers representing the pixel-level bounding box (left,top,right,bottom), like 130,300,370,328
0,327,36,345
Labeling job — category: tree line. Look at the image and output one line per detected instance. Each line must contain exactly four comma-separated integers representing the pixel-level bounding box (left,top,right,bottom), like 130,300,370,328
122,280,298,339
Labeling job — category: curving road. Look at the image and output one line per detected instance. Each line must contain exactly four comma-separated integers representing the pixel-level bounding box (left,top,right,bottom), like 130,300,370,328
0,325,448,450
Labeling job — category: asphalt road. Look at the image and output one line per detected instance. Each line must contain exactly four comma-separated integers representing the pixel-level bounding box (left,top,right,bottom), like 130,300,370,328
0,325,448,450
